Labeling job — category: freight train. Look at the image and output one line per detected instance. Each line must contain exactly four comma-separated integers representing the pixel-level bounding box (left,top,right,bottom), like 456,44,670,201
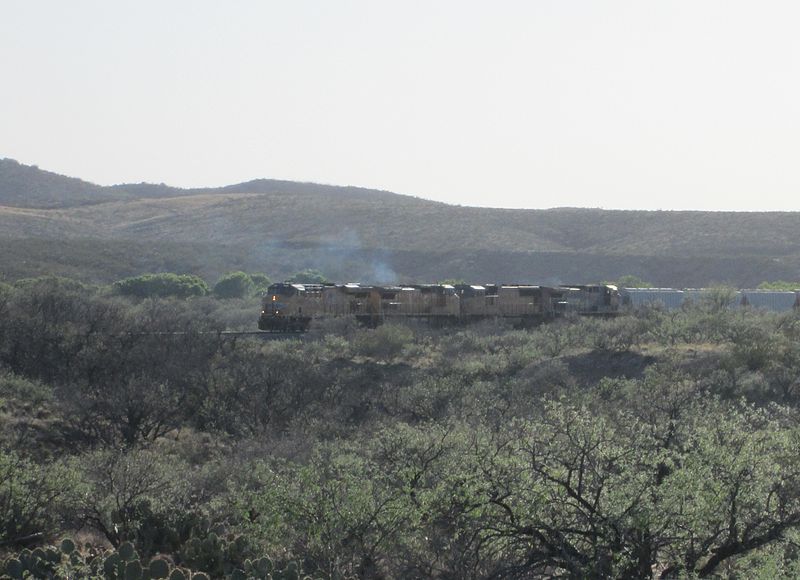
258,282,800,332
258,282,620,331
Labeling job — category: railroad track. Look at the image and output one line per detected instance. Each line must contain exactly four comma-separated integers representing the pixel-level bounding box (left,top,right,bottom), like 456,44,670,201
220,331,308,340
116,330,310,340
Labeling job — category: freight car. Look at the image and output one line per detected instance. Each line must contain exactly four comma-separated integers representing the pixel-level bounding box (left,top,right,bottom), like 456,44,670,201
258,282,620,331
620,288,800,312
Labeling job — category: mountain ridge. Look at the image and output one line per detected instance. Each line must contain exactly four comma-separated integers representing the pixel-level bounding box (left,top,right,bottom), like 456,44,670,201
1,158,798,286
0,158,421,209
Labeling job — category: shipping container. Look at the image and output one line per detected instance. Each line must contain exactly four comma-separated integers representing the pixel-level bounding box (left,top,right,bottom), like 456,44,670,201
739,290,798,312
621,288,685,310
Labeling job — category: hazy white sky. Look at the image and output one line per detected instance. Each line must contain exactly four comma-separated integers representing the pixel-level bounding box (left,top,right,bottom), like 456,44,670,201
2,1,799,210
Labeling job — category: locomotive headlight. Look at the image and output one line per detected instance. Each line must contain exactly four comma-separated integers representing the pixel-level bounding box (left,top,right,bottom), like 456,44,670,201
272,295,277,301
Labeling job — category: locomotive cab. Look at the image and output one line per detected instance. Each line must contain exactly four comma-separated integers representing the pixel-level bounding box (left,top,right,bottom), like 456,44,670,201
259,283,323,331
555,284,620,315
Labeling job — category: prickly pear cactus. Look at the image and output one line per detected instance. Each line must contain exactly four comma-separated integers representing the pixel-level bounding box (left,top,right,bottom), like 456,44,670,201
3,557,23,580
124,559,144,580
119,541,137,562
179,530,254,577
2,547,57,579
149,557,171,579
1,538,318,580
104,551,123,576
244,555,274,578
275,560,300,580
60,538,76,555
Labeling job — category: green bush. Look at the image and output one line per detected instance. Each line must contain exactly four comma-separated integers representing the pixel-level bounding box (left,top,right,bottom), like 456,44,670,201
249,273,271,294
113,273,209,299
287,268,328,284
615,274,653,288
758,280,800,290
213,272,256,299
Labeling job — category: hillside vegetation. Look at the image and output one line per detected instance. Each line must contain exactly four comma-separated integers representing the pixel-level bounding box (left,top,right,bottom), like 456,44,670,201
1,158,799,286
3,279,800,577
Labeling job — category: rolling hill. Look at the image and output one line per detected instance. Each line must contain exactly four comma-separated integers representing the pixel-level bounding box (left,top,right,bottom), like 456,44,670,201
1,158,798,286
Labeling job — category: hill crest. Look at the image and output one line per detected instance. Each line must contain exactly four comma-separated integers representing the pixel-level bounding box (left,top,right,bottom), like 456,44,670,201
0,158,422,209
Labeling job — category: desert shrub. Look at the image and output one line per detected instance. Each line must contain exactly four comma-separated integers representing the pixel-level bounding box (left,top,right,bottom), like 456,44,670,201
76,448,201,555
233,427,454,577
0,372,53,411
0,449,81,545
320,334,352,360
12,275,92,294
62,375,191,448
516,357,576,398
388,375,468,422
197,296,260,330
727,317,784,372
576,315,649,352
354,324,414,360
700,285,740,312
201,340,331,436
310,314,361,338
530,321,574,357
0,278,127,383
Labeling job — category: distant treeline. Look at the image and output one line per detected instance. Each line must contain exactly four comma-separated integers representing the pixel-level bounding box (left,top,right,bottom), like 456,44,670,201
4,268,332,301
4,271,800,304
